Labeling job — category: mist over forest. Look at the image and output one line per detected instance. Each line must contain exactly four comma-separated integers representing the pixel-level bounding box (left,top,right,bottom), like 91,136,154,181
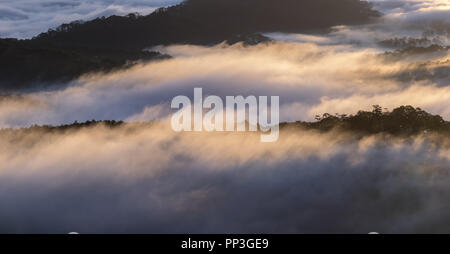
0,0,449,233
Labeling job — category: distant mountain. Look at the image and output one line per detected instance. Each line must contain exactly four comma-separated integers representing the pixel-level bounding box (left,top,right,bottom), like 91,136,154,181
34,0,380,50
0,0,380,91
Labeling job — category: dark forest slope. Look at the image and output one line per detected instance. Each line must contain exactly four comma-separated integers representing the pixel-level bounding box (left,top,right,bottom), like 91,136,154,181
0,39,169,91
33,0,380,49
286,105,450,136
0,0,380,91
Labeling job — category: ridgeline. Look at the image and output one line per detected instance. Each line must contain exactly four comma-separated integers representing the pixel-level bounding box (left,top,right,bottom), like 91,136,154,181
0,0,380,91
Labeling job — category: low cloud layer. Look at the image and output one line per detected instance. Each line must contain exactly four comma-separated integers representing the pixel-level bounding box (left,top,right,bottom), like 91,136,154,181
0,1,447,127
0,124,450,233
0,0,449,234
0,40,448,127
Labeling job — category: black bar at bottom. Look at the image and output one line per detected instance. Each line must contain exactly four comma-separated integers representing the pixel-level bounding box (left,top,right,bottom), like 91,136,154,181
0,234,446,252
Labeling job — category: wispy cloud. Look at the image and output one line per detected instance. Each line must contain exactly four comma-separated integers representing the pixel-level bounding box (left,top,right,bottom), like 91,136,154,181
0,123,449,233
0,0,449,234
0,40,448,127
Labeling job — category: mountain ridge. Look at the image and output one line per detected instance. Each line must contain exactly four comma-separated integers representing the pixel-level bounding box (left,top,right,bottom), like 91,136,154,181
33,0,380,50
0,0,381,91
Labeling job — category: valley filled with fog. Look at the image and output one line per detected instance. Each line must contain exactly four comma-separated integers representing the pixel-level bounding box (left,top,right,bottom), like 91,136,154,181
0,0,448,233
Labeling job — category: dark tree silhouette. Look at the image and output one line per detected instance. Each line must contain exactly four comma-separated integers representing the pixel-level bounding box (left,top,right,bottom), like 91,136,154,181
290,106,449,135
33,0,380,50
0,0,380,91
2,106,449,138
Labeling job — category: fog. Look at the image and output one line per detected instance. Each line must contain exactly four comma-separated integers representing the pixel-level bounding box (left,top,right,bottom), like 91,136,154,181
0,40,448,127
0,123,449,233
0,0,449,233
0,1,447,127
